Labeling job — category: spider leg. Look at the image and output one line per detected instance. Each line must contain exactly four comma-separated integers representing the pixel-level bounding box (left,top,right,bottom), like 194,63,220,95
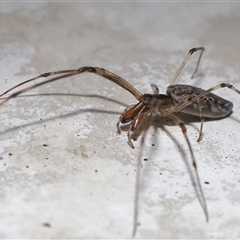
116,103,143,135
0,66,142,107
116,118,122,134
197,113,204,142
191,47,205,79
151,83,159,94
169,47,205,85
131,98,159,237
127,124,135,149
167,113,209,222
126,109,149,149
131,131,146,238
0,69,76,97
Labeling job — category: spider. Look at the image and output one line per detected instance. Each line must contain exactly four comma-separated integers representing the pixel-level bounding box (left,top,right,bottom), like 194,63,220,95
1,47,240,237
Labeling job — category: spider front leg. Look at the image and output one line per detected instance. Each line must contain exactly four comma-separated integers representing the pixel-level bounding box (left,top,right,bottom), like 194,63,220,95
0,66,143,108
117,101,148,148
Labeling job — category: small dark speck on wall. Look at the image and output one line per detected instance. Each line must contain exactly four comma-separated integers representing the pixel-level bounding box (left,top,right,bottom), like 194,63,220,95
43,222,51,228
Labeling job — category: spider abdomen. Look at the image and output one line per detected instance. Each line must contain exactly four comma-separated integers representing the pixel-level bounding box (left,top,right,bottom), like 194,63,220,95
167,84,233,118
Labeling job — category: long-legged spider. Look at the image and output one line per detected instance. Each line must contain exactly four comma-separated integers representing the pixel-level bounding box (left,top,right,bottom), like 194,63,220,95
1,47,240,237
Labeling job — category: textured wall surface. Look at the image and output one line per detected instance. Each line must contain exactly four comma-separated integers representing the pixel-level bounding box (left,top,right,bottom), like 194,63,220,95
0,2,240,238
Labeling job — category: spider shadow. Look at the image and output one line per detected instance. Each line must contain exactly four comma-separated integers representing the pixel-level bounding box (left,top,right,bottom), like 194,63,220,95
118,110,234,219
119,113,201,180
1,91,237,224
0,92,128,107
0,92,126,136
119,111,233,143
